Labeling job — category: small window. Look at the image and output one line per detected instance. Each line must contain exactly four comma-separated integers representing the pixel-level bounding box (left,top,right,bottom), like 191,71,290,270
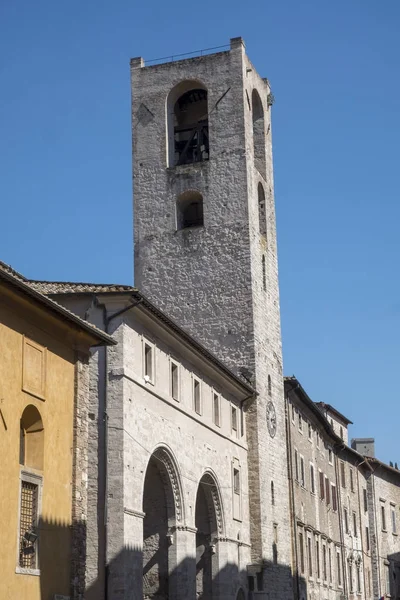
308,422,312,441
300,456,305,488
362,488,367,512
213,393,221,427
298,413,302,432
307,536,313,577
294,450,299,481
319,471,325,500
299,531,305,573
340,426,343,440
340,462,346,488
258,183,267,237
231,405,238,435
291,403,295,423
382,505,387,531
328,546,332,583
325,477,330,505
348,561,353,593
391,506,397,534
176,190,204,229
316,539,320,579
350,467,354,492
332,484,337,511
233,468,240,494
328,448,333,464
386,565,390,596
352,511,357,536
322,544,327,581
365,526,370,551
337,550,342,586
330,418,334,428
316,432,320,448
144,342,154,383
193,378,201,414
271,481,275,506
356,563,361,593
267,374,272,396
344,508,349,533
18,473,41,570
310,464,315,494
170,361,179,401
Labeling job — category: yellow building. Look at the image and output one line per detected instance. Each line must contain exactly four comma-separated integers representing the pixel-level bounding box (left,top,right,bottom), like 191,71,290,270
0,262,114,600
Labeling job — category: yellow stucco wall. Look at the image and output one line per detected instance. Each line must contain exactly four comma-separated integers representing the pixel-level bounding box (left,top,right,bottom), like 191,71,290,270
0,288,78,600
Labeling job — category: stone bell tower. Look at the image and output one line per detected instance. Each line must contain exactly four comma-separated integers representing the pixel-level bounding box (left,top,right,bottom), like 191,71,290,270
131,38,293,598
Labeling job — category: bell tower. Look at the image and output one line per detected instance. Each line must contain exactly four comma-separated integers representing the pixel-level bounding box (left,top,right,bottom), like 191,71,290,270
131,38,293,598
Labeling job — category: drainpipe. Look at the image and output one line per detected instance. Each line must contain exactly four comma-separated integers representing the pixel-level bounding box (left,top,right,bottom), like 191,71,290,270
285,386,301,600
334,449,348,598
102,297,143,600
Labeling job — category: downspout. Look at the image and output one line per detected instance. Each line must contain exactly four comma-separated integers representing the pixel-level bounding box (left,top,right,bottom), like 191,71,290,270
285,386,300,600
103,297,143,600
334,447,347,598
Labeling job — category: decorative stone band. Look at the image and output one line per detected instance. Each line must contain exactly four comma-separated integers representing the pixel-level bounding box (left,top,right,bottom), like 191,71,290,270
124,507,146,519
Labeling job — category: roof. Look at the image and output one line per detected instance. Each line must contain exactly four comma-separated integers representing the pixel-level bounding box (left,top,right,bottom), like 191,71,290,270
315,401,353,425
15,277,255,396
367,457,400,478
0,262,116,346
284,376,370,469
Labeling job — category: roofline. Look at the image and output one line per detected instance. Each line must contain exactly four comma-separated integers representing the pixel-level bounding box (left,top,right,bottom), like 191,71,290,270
284,376,371,469
315,401,353,425
0,269,116,346
368,457,400,479
43,284,256,396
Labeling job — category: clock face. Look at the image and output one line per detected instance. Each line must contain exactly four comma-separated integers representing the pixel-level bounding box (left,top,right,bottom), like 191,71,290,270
266,401,277,438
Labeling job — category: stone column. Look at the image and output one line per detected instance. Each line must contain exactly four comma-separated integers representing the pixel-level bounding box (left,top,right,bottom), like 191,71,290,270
169,526,197,599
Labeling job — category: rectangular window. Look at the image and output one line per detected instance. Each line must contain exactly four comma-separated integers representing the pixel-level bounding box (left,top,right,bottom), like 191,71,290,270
307,536,313,577
299,531,305,573
319,471,325,500
353,511,357,537
310,464,315,494
322,544,327,581
356,564,361,593
344,508,349,533
328,546,332,583
350,467,354,492
336,550,342,586
363,488,368,512
291,403,295,423
308,422,312,440
331,484,337,511
298,412,302,432
340,461,346,488
300,456,305,488
328,448,333,464
294,450,299,481
19,478,39,570
382,505,387,531
316,431,320,448
316,539,320,579
233,468,240,494
325,477,330,505
349,562,353,592
213,393,220,427
392,506,397,534
366,526,370,551
386,565,390,595
170,361,179,401
231,405,238,435
144,342,154,383
193,378,201,414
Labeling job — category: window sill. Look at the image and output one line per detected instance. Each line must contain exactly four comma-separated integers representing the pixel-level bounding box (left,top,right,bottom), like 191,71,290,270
392,532,398,536
16,567,40,576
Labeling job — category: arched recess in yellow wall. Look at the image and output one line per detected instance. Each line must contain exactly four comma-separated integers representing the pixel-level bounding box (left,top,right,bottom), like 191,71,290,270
20,405,44,471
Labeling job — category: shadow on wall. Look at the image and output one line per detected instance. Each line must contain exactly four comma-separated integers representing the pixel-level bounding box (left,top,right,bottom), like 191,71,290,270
36,518,306,599
388,551,400,600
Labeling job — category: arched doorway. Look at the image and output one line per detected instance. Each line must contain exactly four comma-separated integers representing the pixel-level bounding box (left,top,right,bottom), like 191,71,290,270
142,448,182,599
195,472,223,598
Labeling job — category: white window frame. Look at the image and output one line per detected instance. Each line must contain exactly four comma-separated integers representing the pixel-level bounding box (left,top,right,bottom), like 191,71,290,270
16,469,43,576
193,376,202,415
298,412,303,433
142,337,155,385
169,358,180,401
391,503,397,534
232,459,242,521
294,449,299,482
308,421,313,442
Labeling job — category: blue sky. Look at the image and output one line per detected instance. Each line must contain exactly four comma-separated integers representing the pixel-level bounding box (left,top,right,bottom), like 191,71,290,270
1,1,399,463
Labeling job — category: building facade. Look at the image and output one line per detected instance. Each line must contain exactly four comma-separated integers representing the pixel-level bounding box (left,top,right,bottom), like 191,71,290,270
0,263,113,600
